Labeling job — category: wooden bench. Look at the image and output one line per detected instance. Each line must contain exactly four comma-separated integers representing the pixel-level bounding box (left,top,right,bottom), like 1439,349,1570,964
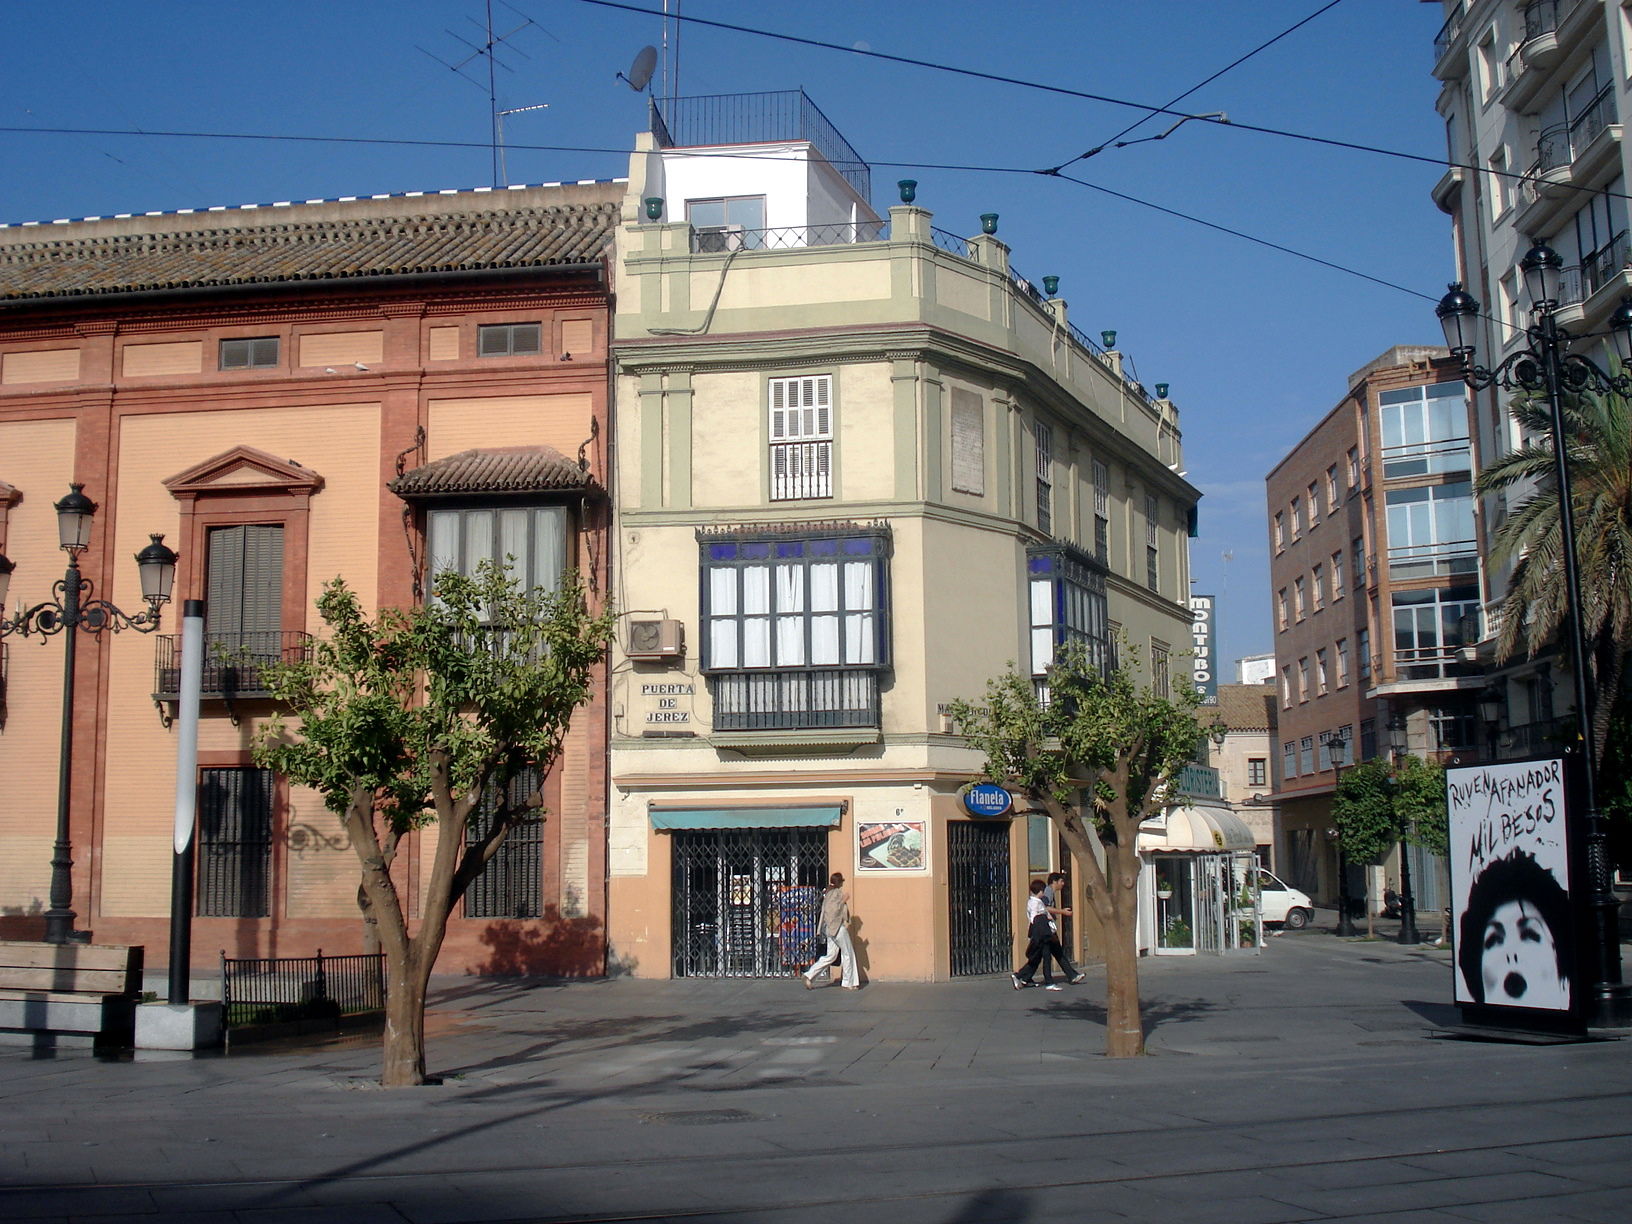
0,940,144,1049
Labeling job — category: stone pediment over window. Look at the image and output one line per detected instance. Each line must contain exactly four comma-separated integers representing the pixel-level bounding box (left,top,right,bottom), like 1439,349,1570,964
162,446,325,503
389,445,599,501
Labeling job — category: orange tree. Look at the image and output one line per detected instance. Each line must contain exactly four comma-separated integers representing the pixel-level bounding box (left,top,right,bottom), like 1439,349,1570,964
255,563,612,1086
947,645,1203,1058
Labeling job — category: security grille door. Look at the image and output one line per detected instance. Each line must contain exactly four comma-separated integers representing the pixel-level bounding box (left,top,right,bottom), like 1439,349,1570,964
672,828,827,977
948,820,1012,976
197,767,273,917
464,767,543,918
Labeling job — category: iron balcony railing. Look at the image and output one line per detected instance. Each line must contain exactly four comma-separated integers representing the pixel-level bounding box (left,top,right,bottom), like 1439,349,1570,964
1533,84,1620,184
219,949,384,1031
769,440,832,501
689,219,887,253
153,630,314,701
1524,0,1562,40
712,668,879,731
1380,437,1472,479
651,90,871,200
930,226,975,258
1393,645,1481,681
1386,539,1480,579
1582,229,1630,300
1434,1,1466,63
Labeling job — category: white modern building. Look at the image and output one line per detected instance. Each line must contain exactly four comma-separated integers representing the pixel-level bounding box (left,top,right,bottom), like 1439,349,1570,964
1429,0,1628,750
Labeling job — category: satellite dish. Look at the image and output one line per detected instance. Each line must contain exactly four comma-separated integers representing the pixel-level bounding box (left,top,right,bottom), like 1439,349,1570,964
620,45,657,92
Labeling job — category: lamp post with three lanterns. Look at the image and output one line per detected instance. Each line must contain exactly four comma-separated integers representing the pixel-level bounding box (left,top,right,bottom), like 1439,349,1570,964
1435,245,1631,1025
0,484,177,944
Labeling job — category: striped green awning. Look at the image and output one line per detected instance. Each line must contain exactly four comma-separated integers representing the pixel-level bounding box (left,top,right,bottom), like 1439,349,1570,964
649,805,842,830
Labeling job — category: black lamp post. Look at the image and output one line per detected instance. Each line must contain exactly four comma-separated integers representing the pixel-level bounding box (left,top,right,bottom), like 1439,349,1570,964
1476,686,1504,763
1437,250,1632,1022
1322,728,1355,936
1386,715,1420,945
0,484,177,944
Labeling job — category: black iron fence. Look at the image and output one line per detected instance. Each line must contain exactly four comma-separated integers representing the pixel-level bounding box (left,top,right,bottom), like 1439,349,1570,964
219,949,384,1030
154,630,314,701
689,220,886,253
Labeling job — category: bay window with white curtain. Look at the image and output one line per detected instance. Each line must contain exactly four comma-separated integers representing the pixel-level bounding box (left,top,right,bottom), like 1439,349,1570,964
427,504,569,599
700,526,891,731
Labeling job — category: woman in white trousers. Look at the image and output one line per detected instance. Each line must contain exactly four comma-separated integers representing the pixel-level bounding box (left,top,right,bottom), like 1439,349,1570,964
803,872,859,989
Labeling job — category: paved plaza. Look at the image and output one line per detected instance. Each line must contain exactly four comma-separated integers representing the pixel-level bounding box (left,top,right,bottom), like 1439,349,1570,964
2,927,1629,1223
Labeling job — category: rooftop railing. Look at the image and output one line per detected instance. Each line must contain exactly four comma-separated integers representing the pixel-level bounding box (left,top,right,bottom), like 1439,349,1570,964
651,90,871,201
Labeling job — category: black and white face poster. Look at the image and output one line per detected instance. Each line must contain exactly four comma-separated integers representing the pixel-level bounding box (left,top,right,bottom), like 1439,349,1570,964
1446,759,1574,1013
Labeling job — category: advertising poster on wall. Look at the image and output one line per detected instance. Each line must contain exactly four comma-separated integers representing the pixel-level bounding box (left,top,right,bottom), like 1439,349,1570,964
1446,758,1578,1024
857,820,927,872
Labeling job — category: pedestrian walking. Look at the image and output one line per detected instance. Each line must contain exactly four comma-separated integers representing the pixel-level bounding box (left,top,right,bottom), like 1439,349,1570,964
802,872,859,990
1012,879,1055,989
1040,871,1086,986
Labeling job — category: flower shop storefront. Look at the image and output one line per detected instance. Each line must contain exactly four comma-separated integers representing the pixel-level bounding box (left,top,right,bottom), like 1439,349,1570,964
1138,804,1261,956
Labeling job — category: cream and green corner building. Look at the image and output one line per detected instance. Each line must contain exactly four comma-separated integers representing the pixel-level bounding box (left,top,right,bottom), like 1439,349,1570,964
605,93,1200,981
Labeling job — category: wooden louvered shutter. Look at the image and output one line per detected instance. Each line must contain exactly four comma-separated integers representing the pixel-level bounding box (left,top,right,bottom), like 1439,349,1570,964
206,524,285,652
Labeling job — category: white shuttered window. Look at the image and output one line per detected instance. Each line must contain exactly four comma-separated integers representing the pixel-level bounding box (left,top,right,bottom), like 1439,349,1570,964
769,375,832,500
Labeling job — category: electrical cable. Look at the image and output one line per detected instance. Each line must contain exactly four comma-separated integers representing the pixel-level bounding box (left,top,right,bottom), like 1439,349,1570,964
1047,0,1349,174
0,122,1462,315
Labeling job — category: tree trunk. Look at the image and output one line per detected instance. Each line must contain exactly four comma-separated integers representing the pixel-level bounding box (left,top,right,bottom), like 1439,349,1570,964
381,949,431,1087
1100,897,1144,1057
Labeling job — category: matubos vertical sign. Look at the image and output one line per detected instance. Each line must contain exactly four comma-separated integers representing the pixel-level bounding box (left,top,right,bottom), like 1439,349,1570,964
1189,595,1217,704
1446,758,1575,1017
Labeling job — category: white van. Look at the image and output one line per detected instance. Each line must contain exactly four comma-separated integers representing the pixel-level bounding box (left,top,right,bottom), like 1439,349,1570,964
1257,869,1314,930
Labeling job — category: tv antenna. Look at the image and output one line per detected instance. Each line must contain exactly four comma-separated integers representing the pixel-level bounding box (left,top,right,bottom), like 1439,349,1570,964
618,45,658,93
497,103,550,187
418,0,551,186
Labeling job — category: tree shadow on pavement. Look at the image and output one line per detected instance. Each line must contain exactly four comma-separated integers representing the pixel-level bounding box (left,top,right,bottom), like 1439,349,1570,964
1034,994,1220,1040
440,1009,820,1079
939,1187,1034,1222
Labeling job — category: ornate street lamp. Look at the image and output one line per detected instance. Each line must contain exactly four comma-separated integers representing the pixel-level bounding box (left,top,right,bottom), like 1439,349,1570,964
0,484,177,944
1436,250,1632,1022
1322,728,1355,937
1386,715,1420,945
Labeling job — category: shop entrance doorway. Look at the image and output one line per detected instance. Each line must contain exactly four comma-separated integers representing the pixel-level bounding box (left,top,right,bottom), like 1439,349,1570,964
671,827,828,977
948,820,1012,975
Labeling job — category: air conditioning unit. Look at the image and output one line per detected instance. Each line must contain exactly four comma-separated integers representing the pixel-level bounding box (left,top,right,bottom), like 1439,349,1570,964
695,224,745,253
627,618,684,660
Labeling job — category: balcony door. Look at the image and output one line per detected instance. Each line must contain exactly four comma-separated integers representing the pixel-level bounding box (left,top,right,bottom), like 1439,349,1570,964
206,524,285,671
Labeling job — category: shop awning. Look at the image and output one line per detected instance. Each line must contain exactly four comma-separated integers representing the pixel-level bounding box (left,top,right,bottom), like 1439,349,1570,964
649,805,843,830
1136,804,1257,852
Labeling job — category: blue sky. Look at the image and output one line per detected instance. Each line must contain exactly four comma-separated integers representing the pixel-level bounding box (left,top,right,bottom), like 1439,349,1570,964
1,1,1452,670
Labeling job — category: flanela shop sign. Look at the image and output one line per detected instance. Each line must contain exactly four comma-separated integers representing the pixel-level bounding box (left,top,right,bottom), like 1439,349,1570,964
963,783,1013,817
642,682,693,725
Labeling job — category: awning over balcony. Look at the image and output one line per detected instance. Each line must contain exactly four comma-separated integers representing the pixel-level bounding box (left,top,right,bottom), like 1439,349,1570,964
649,804,843,830
389,445,599,500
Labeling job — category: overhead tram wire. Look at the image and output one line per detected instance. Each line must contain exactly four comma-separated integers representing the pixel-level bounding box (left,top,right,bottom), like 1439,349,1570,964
560,0,1632,211
1,122,1459,317
1045,0,1349,173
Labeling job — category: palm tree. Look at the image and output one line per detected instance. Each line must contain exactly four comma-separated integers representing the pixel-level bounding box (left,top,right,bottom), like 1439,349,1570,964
1476,387,1632,766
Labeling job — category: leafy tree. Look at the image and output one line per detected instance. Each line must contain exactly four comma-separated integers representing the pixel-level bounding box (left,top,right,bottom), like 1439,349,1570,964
1476,387,1632,768
1331,756,1448,930
255,564,613,1087
947,645,1203,1058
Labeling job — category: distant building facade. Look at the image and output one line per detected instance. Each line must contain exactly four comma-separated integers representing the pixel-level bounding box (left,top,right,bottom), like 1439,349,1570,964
1266,346,1475,911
